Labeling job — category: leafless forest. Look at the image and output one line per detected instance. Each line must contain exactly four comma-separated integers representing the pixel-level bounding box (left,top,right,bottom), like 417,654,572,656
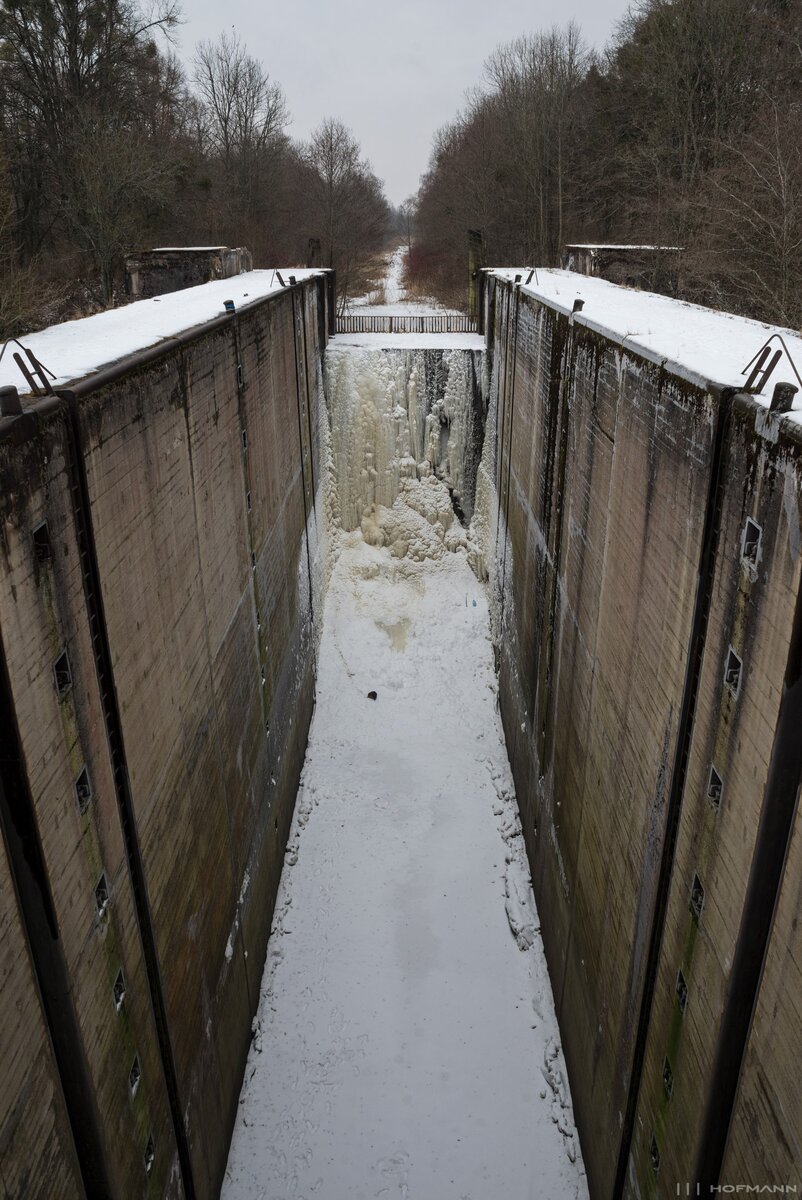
2,0,802,334
412,0,802,324
0,0,390,333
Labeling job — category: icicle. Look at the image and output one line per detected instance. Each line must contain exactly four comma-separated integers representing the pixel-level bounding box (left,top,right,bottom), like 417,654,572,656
324,344,485,538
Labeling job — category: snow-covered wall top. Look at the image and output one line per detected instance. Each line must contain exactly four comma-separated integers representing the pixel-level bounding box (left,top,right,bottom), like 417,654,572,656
0,269,325,396
491,268,802,423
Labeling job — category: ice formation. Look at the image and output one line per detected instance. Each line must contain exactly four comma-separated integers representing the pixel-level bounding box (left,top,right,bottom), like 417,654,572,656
464,349,497,581
324,344,485,548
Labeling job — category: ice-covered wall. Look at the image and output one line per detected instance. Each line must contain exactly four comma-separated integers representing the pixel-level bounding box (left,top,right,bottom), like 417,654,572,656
482,274,802,1200
324,344,485,534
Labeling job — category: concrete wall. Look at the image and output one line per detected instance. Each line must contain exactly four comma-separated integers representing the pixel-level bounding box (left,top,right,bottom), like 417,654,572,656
560,245,680,296
125,248,253,299
485,276,802,1200
0,275,329,1199
0,831,85,1199
626,403,802,1199
4,262,799,1200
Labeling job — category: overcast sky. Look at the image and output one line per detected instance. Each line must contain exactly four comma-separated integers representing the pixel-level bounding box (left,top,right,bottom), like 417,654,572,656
175,0,631,206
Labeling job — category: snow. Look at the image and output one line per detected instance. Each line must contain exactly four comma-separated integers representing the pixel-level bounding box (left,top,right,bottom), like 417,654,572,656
492,267,802,422
332,332,484,350
0,269,324,396
383,244,406,305
150,245,229,252
563,243,682,252
222,278,586,1197
347,245,460,316
222,536,587,1200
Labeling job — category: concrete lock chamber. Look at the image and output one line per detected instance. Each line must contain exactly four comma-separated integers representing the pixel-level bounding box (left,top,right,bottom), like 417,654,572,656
0,263,800,1200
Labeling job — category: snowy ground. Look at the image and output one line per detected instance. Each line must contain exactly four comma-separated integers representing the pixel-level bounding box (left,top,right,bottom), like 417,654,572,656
222,534,587,1200
347,245,458,316
222,247,586,1199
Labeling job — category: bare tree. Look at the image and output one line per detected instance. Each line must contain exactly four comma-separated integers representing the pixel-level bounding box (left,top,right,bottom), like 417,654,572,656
399,196,416,254
600,0,773,255
193,33,287,168
191,32,289,249
486,24,590,263
413,0,802,324
305,118,361,266
61,109,178,300
303,119,389,306
412,24,591,305
0,0,182,281
706,98,802,325
0,0,181,133
0,157,63,336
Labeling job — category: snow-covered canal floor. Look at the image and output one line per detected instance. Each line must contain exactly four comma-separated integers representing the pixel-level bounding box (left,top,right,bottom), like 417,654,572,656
222,536,587,1200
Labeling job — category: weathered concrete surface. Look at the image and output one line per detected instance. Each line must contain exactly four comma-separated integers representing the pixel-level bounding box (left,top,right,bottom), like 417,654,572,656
491,285,717,1199
125,247,252,299
77,340,256,1194
0,832,84,1199
0,275,327,1199
3,261,801,1200
726,775,802,1188
0,405,182,1199
486,275,802,1200
625,406,802,1198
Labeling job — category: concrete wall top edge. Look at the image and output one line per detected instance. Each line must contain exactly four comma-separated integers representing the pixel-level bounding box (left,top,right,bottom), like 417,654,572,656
0,278,328,451
0,272,329,401
489,270,802,425
490,276,802,454
731,389,802,456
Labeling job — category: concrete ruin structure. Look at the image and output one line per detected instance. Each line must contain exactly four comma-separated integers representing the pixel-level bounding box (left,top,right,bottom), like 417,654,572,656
124,246,253,299
0,263,799,1199
562,243,682,295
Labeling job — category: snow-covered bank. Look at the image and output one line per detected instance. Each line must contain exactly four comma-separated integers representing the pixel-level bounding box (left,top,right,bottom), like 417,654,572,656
222,536,587,1199
347,244,458,316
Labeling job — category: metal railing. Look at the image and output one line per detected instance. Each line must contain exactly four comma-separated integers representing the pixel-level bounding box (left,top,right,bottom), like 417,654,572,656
336,313,478,334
